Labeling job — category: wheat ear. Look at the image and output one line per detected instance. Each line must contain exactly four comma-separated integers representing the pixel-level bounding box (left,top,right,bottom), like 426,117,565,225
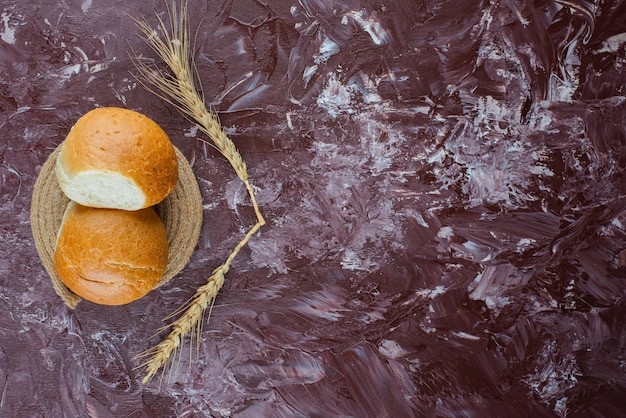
130,0,265,385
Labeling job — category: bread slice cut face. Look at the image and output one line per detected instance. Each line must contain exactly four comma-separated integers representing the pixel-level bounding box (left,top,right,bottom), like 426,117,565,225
56,164,146,210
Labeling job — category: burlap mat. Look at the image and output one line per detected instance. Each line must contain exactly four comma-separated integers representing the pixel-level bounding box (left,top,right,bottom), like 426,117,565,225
30,144,203,308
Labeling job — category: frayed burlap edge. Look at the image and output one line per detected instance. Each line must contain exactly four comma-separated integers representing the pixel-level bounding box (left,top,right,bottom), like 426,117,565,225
30,144,203,309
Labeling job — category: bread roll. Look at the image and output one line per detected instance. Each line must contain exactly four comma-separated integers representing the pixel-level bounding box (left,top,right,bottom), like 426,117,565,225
56,107,178,210
53,202,168,305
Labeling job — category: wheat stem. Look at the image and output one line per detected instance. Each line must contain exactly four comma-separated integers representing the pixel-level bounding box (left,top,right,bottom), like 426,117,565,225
130,0,265,384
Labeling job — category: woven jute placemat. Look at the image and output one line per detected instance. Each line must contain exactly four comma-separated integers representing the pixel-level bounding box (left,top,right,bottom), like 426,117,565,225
30,144,203,308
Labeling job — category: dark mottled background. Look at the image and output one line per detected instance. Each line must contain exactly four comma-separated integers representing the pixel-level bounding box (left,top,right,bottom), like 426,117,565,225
1,0,625,416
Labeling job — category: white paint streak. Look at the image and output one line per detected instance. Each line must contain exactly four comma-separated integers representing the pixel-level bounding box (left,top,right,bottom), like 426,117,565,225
1,12,16,44
437,226,454,240
314,37,340,65
341,248,379,272
317,73,353,117
184,125,199,138
81,0,93,14
303,64,318,86
595,32,626,54
378,340,407,359
342,10,391,46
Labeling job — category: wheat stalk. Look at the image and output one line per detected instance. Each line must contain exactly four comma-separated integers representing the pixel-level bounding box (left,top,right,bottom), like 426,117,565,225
130,0,265,385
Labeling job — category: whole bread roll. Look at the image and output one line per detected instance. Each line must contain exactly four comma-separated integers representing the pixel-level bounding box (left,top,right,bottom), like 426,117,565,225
53,202,168,305
56,107,178,210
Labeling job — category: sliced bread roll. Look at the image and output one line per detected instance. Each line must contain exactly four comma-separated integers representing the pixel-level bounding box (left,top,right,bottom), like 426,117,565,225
53,202,168,305
56,107,178,210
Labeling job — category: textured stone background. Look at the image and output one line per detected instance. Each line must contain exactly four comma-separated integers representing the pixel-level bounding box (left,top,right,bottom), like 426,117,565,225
1,0,625,416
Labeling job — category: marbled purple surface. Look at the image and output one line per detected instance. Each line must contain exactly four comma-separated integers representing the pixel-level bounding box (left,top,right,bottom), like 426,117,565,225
1,0,625,416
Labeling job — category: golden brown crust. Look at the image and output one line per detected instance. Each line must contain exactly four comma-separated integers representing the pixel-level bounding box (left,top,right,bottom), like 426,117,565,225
53,203,169,305
58,107,178,208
